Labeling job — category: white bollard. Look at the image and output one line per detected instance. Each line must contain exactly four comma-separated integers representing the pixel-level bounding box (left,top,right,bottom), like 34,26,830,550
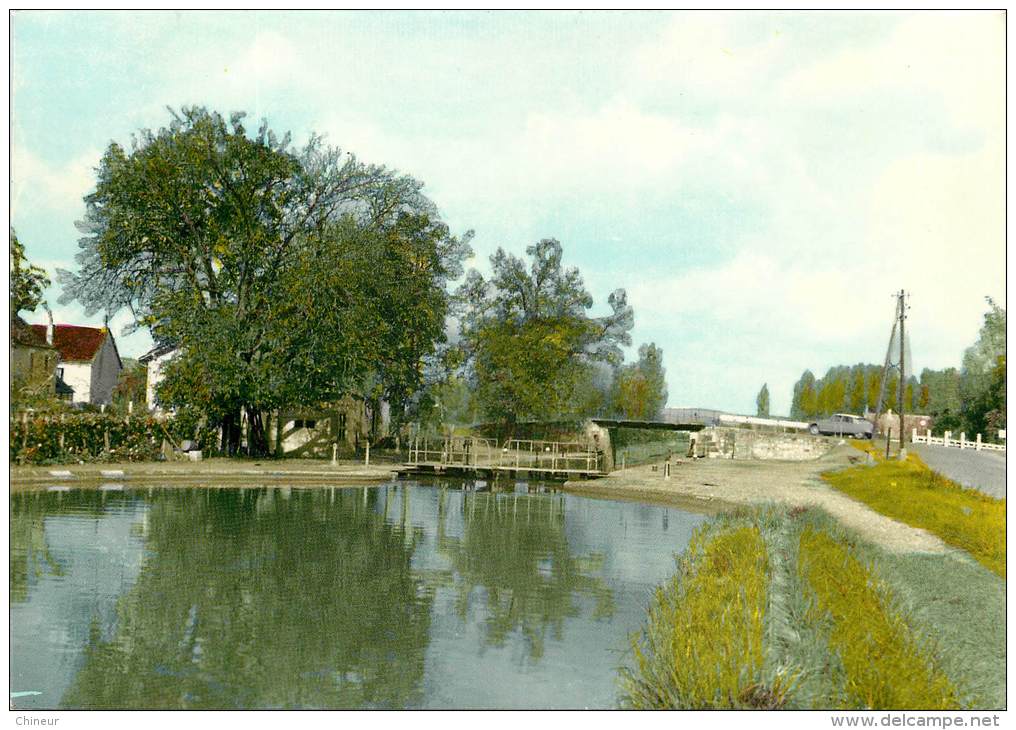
332,443,338,465
960,432,966,450
976,433,982,451
945,431,951,447
912,428,917,444
365,441,370,467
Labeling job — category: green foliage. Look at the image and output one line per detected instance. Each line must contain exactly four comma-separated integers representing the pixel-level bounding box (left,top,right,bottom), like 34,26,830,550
9,412,218,464
58,107,469,453
826,447,1005,577
456,239,632,424
620,525,772,709
610,343,668,420
756,383,770,418
797,527,960,709
10,228,50,317
791,300,1005,438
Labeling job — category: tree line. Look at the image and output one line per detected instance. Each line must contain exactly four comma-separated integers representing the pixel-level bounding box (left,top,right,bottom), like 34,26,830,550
786,299,1005,439
14,107,668,453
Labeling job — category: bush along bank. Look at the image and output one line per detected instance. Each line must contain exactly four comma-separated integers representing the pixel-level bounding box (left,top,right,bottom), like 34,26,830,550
619,506,993,710
9,412,219,465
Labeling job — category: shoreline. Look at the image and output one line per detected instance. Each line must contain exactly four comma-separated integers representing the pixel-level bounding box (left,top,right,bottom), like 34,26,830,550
565,445,950,555
9,457,404,490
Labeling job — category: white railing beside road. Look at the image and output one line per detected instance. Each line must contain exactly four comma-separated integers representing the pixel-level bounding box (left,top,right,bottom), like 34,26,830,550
912,429,1006,453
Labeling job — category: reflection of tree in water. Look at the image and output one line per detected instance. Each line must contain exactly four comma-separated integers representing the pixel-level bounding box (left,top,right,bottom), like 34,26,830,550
10,492,64,602
62,487,434,709
437,490,614,660
10,490,121,602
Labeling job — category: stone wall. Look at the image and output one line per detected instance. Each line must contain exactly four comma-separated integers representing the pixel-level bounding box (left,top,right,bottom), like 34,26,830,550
690,427,832,461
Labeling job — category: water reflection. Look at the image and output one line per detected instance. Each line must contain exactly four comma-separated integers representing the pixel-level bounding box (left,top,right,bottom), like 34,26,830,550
10,482,706,709
62,488,434,709
437,490,614,660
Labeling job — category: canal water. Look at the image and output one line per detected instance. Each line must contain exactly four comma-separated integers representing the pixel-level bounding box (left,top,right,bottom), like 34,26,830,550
10,480,708,709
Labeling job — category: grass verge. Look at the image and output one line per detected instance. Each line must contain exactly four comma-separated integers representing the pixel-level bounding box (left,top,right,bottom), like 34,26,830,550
620,506,1000,709
823,446,1005,577
619,521,779,708
798,525,960,709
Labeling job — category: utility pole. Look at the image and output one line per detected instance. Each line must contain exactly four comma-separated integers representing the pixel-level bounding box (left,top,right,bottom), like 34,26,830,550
874,290,909,458
897,290,907,457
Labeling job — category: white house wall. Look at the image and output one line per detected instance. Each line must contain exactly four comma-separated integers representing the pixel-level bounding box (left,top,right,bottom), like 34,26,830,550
146,350,177,410
61,362,92,404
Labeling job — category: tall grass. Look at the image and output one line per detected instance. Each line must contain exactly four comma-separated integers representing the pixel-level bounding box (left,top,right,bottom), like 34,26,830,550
798,527,961,709
823,450,1005,577
620,524,780,708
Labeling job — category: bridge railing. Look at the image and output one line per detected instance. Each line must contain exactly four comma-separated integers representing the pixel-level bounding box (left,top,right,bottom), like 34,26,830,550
911,429,1006,453
408,436,602,472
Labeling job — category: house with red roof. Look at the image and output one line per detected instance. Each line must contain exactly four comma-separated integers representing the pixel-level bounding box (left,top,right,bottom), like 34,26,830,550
30,323,123,405
11,316,59,396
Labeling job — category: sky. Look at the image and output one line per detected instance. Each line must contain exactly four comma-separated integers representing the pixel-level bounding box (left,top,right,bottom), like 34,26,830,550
10,10,1006,415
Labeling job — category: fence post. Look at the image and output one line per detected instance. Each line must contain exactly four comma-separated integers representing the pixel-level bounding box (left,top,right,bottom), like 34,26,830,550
944,431,951,447
960,432,966,450
912,428,917,444
976,433,982,451
927,428,932,443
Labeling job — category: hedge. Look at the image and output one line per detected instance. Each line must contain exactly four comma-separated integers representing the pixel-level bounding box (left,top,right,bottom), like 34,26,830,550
9,412,219,465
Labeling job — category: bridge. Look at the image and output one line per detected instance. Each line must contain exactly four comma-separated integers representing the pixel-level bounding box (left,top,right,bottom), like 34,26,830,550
405,436,607,480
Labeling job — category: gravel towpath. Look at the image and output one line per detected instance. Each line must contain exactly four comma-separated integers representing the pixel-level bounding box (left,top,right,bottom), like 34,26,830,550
566,445,949,554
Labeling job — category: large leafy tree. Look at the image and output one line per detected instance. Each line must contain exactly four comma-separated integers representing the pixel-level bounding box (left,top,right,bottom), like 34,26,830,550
10,228,50,318
59,107,468,454
455,239,633,425
611,343,668,421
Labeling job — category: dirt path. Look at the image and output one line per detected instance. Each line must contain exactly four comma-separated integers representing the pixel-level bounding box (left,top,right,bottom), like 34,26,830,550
566,445,950,554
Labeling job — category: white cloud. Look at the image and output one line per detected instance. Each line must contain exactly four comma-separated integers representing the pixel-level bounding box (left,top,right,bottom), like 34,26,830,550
10,148,99,219
779,13,1004,138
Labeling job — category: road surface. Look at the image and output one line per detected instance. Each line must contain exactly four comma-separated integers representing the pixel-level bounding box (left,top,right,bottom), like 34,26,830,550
912,443,1006,499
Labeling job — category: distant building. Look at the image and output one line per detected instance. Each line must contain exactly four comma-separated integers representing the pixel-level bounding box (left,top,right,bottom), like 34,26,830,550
138,343,178,411
10,316,59,396
661,407,725,426
277,396,390,457
31,323,123,405
876,409,932,438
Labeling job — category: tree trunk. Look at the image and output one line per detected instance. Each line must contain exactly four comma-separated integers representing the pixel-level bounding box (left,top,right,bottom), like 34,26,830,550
222,409,243,456
246,408,271,457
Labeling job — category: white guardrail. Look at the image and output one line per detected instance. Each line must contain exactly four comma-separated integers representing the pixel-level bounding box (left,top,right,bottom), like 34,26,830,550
719,414,809,430
911,429,1006,453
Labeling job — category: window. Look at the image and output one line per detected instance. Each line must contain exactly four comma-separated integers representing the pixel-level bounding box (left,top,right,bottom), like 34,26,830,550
293,419,317,430
56,367,64,379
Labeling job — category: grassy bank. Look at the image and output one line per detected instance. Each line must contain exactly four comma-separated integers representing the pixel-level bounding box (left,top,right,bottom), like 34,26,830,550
825,443,1005,577
619,506,1004,710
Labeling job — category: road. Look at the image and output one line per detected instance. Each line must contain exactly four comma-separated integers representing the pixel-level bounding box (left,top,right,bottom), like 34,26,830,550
911,443,1007,499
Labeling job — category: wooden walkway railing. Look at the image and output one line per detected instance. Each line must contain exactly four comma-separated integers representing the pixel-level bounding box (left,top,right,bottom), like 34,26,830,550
407,436,602,475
